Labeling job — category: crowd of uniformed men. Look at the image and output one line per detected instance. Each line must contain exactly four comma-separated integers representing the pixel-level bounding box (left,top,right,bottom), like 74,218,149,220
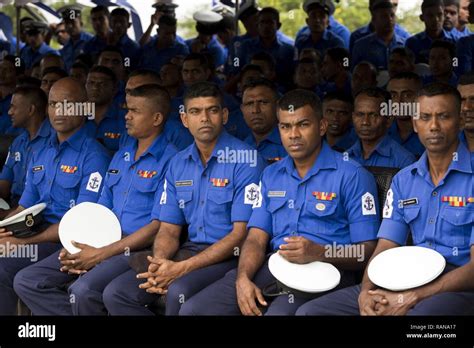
0,0,472,316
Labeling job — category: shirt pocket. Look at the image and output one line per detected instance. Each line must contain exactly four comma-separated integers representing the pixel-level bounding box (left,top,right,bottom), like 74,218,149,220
129,177,160,209
175,189,193,224
56,173,81,202
439,206,473,247
207,187,233,225
267,198,289,237
304,200,339,235
403,206,422,244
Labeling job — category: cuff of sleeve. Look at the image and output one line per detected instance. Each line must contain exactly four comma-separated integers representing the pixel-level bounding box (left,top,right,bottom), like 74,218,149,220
377,219,410,246
231,203,252,223
159,209,185,226
349,219,379,243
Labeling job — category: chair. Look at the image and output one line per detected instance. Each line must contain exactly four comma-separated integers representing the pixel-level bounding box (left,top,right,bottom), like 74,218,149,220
365,166,400,221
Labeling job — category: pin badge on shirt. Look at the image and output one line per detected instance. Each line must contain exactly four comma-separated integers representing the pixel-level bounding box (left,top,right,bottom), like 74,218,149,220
211,178,229,187
315,203,326,211
61,165,78,174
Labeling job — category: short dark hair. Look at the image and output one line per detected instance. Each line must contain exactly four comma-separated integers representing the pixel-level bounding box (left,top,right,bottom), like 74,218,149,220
13,86,47,115
459,72,474,85
421,0,444,12
88,65,117,84
128,84,171,119
355,87,392,105
159,15,177,27
418,82,461,115
71,61,89,73
42,66,67,79
99,46,124,60
390,47,416,64
128,68,161,82
183,81,223,107
443,0,460,9
323,91,354,106
110,8,130,21
430,39,456,58
91,5,109,16
241,77,278,96
325,47,350,68
2,55,25,75
183,53,209,70
259,7,280,22
16,76,41,88
389,71,423,86
278,89,322,119
251,51,276,71
240,64,264,76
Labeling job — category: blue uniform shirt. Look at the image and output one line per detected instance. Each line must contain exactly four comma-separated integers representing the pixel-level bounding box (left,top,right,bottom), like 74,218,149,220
378,142,474,267
82,34,107,59
60,31,93,72
455,26,472,39
388,121,425,158
352,32,406,71
422,73,459,87
239,36,294,81
350,23,411,54
185,36,227,68
116,34,141,69
98,133,178,235
159,130,265,245
347,134,416,168
456,35,474,76
0,119,52,200
459,131,474,159
244,126,287,164
405,30,456,64
138,37,189,73
248,141,380,252
19,124,111,223
20,42,58,70
84,102,127,153
294,29,345,59
324,126,358,152
296,16,351,49
0,39,14,57
0,94,16,135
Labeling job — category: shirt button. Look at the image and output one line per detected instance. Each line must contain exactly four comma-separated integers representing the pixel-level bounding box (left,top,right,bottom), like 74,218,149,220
432,191,438,196
296,207,300,211
199,227,203,231
429,218,435,224
200,200,204,205
203,173,207,178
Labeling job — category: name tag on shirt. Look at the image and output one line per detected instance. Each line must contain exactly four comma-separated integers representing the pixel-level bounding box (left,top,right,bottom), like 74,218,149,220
401,198,418,207
176,180,193,187
108,169,119,174
32,165,44,172
268,191,286,198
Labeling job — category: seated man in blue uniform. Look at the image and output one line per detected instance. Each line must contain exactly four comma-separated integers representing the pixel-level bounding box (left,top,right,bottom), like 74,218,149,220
108,8,140,70
351,0,406,72
347,87,416,168
296,83,474,316
14,84,178,315
20,21,58,72
82,6,111,63
387,72,426,158
0,77,110,315
423,40,458,86
138,15,189,74
58,5,93,73
0,87,52,211
320,47,352,97
405,0,456,65
0,55,22,135
295,0,345,60
102,81,265,316
178,89,381,316
322,92,357,152
84,65,126,153
121,69,193,151
241,78,287,164
349,0,411,54
458,73,474,155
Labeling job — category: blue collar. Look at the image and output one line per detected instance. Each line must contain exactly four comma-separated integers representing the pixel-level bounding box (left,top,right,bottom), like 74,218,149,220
350,134,392,158
413,141,473,179
280,141,337,180
49,122,88,151
184,129,232,164
126,132,169,162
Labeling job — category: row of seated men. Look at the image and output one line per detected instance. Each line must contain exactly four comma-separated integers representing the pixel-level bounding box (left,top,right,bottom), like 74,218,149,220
0,69,472,315
2,0,474,97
